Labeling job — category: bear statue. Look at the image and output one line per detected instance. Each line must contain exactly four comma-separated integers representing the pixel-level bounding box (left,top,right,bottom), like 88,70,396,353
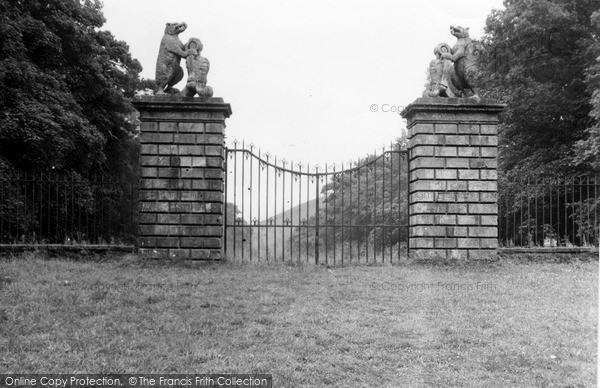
155,22,196,95
440,25,481,101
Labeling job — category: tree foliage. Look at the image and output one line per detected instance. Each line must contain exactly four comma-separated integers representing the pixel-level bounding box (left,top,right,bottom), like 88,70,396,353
0,0,143,243
476,0,600,177
0,0,142,177
574,9,600,171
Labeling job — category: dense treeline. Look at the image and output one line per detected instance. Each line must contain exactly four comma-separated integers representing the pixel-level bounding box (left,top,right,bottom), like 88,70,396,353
0,0,145,242
476,0,599,176
475,0,600,246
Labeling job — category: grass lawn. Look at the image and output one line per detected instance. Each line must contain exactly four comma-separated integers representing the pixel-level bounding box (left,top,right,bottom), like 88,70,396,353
0,252,597,387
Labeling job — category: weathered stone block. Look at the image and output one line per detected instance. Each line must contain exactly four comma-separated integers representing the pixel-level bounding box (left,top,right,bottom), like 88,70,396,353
480,124,498,135
178,145,204,155
159,122,178,132
189,249,222,260
179,122,204,133
168,249,191,259
458,169,479,180
411,226,447,237
458,123,479,134
457,147,480,157
157,214,181,224
410,203,447,214
408,123,434,137
410,157,446,169
446,158,469,168
467,181,498,192
138,248,169,259
480,238,499,249
140,144,158,155
444,135,470,146
196,134,223,144
205,123,225,134
435,192,457,202
158,145,178,155
447,204,468,214
409,238,435,249
411,192,435,203
457,238,480,248
480,170,498,180
411,169,435,180
469,136,498,146
469,158,497,169
173,133,196,144
435,238,457,249
468,227,498,238
155,237,181,248
455,192,480,202
434,147,458,157
413,146,435,157
456,215,479,225
435,169,458,180
468,250,497,260
140,122,159,132
141,202,169,213
480,215,498,226
411,180,446,192
468,203,498,214
480,192,498,202
410,214,435,225
434,215,457,225
410,249,447,260
446,226,468,237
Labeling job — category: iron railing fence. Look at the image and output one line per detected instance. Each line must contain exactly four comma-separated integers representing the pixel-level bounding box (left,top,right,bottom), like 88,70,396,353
499,175,599,248
224,142,409,265
0,171,137,245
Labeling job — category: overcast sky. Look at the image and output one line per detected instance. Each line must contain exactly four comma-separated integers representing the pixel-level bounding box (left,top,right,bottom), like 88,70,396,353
102,0,504,167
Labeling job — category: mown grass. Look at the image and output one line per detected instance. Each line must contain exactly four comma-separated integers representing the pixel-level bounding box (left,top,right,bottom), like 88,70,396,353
0,252,597,387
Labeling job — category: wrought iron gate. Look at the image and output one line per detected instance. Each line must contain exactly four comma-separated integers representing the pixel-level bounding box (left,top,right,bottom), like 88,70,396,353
224,142,409,264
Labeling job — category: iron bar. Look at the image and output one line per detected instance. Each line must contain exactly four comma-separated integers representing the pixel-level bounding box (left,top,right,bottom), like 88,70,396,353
315,165,320,264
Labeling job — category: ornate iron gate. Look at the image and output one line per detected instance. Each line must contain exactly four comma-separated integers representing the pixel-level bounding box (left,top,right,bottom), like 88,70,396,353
224,142,409,264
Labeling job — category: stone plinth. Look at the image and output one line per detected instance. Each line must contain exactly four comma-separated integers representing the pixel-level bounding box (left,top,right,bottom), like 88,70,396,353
133,96,232,260
401,98,505,261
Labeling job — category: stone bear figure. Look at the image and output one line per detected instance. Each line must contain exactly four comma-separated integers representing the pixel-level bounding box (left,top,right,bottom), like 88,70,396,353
155,22,196,95
441,25,481,100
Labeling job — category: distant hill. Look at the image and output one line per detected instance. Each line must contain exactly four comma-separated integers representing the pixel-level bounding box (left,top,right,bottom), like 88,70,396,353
262,197,324,224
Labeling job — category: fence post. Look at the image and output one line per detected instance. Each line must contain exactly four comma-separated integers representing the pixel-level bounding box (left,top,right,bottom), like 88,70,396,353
401,98,505,261
133,96,232,260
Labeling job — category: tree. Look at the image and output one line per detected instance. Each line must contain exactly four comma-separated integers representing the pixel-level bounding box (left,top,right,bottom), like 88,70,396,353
0,0,142,177
476,0,599,177
574,9,600,171
0,0,143,243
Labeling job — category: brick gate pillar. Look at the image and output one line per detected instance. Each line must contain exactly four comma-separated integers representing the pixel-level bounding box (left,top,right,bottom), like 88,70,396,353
133,96,232,260
401,98,505,261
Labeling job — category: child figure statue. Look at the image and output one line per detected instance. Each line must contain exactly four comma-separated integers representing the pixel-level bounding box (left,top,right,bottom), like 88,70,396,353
423,42,455,98
180,38,214,99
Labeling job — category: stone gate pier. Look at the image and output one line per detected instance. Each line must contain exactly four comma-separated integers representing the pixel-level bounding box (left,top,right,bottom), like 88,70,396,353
133,96,231,260
402,98,505,260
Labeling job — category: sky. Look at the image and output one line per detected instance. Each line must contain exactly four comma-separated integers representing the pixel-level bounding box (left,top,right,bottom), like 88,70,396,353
102,0,505,167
